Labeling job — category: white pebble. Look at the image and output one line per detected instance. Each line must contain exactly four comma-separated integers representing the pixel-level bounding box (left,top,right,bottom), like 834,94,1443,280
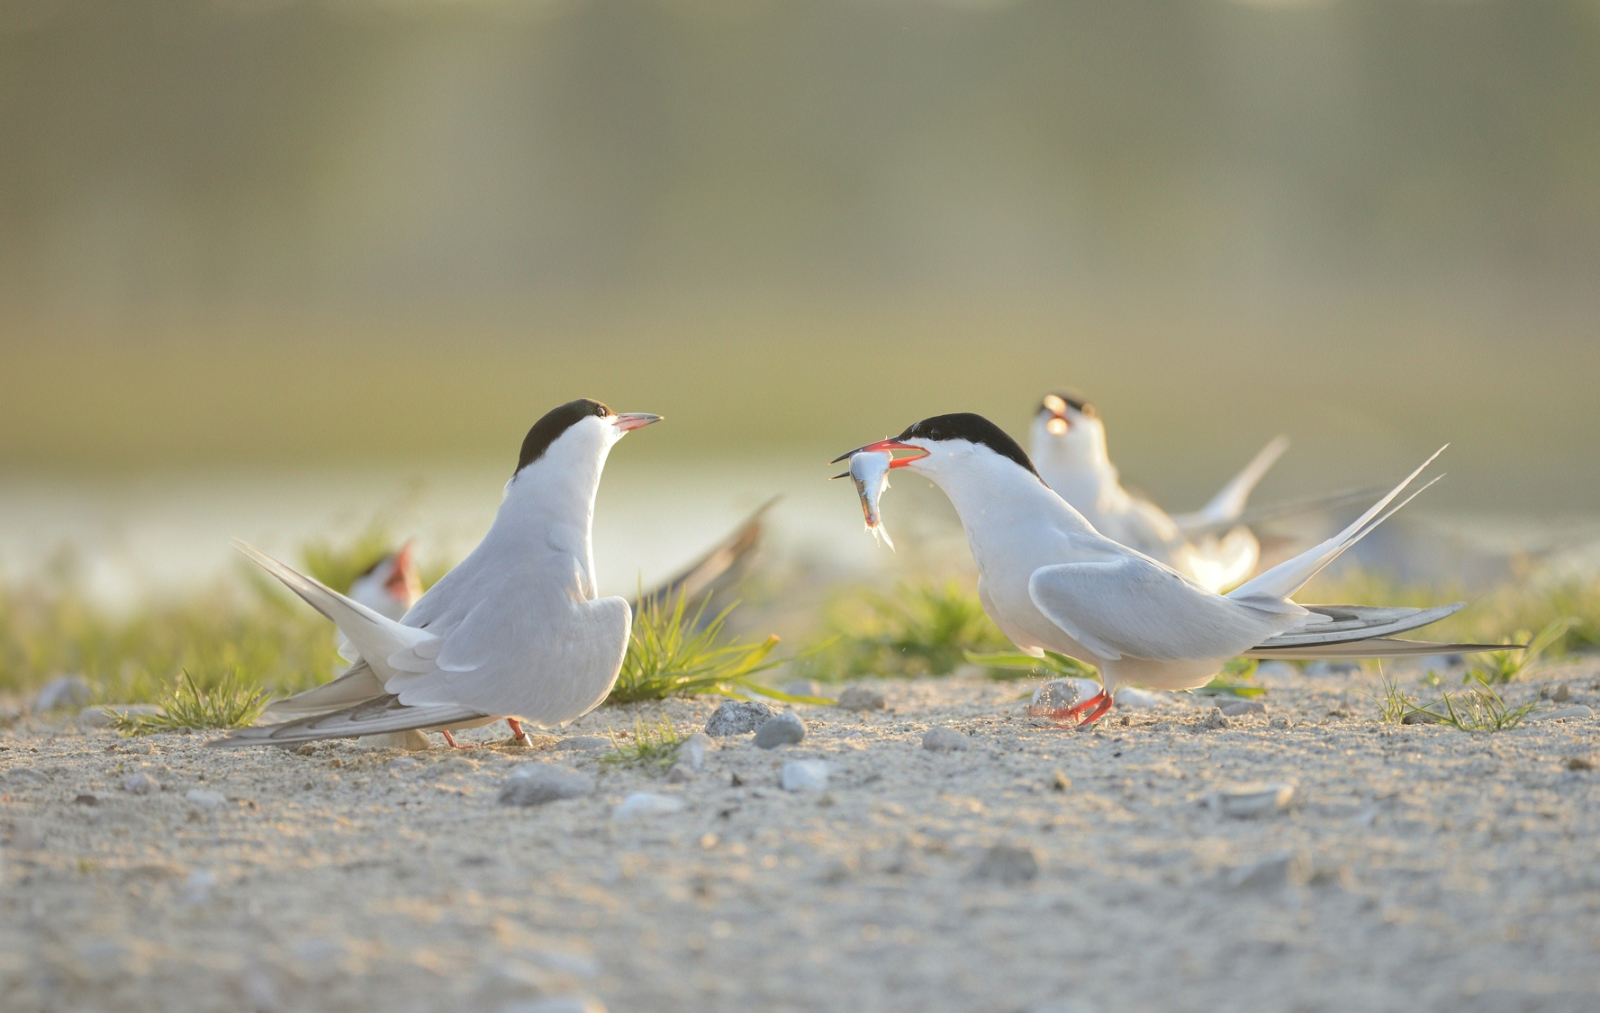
185,789,226,809
779,760,829,791
122,772,160,795
1207,782,1294,818
922,727,970,752
612,792,685,820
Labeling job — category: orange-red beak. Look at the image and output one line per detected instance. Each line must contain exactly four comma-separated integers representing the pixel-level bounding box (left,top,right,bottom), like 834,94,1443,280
386,541,417,595
829,439,930,469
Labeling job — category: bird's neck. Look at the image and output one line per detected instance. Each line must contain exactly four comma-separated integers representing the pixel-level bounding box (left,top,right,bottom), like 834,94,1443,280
924,454,1099,566
1035,432,1120,515
488,450,610,598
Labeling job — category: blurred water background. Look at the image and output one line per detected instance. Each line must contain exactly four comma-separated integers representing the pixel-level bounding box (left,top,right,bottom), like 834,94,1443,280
4,0,1600,609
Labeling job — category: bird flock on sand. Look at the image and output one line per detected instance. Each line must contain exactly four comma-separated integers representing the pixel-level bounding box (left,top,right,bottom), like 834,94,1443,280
216,395,1508,747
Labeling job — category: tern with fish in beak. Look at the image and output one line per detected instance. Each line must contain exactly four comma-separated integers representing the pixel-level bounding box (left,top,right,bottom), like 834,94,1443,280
834,413,1515,727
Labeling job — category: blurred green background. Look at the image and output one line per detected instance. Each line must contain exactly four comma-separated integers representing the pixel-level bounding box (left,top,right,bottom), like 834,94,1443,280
3,0,1600,511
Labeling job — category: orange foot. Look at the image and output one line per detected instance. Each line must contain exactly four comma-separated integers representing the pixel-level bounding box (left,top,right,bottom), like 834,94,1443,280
440,730,475,750
1031,689,1114,728
506,718,534,747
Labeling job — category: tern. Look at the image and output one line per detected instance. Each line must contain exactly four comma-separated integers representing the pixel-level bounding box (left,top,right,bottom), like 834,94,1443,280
835,413,1508,726
213,399,661,748
1029,393,1288,591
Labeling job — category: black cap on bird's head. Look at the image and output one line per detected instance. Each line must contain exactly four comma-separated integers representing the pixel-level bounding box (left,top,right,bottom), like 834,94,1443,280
515,398,661,474
832,412,1040,478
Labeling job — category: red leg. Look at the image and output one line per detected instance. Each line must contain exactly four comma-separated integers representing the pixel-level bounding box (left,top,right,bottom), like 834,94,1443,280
506,718,533,747
1030,688,1113,728
441,730,475,750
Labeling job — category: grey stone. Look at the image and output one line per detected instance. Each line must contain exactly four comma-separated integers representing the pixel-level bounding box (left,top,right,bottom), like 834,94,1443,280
33,675,92,713
1194,709,1229,730
1304,660,1361,678
360,730,431,751
922,727,970,752
551,736,610,752
704,700,773,736
782,679,821,698
753,712,806,749
1224,852,1305,891
185,789,226,809
122,772,161,795
665,732,712,782
970,843,1040,884
497,765,594,807
1028,678,1101,717
1401,709,1442,725
1208,782,1294,818
1529,705,1593,722
1550,683,1571,703
1219,699,1267,718
501,997,608,1013
836,686,885,712
612,792,684,820
779,760,829,791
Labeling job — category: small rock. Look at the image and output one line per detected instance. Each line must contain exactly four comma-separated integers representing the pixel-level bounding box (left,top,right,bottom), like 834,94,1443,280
1304,660,1360,678
970,843,1039,884
1050,769,1071,791
753,713,806,749
497,765,595,807
1224,851,1304,890
74,793,99,805
1528,705,1593,723
1194,710,1230,731
501,997,608,1013
294,744,318,756
185,789,226,810
181,869,216,904
1566,756,1594,771
1114,687,1165,709
1218,699,1266,718
33,675,92,713
922,727,970,752
1268,716,1293,729
704,700,773,736
665,732,713,783
1208,782,1294,818
1551,683,1571,703
1401,709,1442,725
612,792,684,819
1253,661,1297,685
1028,678,1091,717
782,679,821,698
551,736,610,752
78,704,160,728
122,772,161,795
360,730,432,751
779,760,828,791
836,686,886,712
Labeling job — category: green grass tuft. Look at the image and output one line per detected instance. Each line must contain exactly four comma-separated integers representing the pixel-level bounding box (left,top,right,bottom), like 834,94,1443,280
1466,617,1572,684
801,580,1012,680
110,669,271,735
599,714,686,770
606,590,788,704
1377,672,1537,732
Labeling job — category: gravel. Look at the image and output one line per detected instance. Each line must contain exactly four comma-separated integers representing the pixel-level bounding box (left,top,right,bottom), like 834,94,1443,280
704,701,774,736
969,844,1040,884
835,686,886,712
922,727,969,752
779,760,828,792
753,713,806,749
497,765,595,807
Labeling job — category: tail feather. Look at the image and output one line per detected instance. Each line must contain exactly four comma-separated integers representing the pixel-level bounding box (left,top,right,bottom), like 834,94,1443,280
232,539,429,677
209,695,484,747
1227,447,1446,605
1256,602,1465,648
261,659,387,720
633,497,775,610
1172,435,1289,533
1245,637,1513,660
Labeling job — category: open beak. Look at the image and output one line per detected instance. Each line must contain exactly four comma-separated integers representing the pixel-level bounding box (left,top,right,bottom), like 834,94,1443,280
829,439,930,469
612,413,663,433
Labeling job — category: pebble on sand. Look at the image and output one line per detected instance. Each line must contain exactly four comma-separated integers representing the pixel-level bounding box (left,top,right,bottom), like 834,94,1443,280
33,675,92,713
1218,699,1267,718
753,713,806,749
779,760,829,792
1224,851,1305,891
922,727,970,752
665,732,713,783
704,700,774,736
1529,705,1593,722
969,843,1040,884
77,704,161,728
497,765,595,807
836,686,886,712
612,792,685,820
1208,782,1294,818
122,772,161,795
185,789,227,810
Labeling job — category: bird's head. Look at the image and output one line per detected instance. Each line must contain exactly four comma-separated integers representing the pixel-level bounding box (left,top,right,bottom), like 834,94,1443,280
1029,391,1103,462
512,398,661,481
349,542,423,617
832,412,1040,484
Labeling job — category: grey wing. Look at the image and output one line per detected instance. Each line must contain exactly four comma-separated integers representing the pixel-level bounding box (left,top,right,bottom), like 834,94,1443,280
210,695,486,747
384,594,632,727
1027,559,1287,662
261,658,387,720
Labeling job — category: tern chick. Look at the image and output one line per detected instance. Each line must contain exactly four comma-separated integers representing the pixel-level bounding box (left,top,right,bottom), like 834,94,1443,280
214,399,661,748
837,413,1513,727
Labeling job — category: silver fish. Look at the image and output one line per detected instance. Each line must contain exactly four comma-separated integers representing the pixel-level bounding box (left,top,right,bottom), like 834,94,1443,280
849,449,895,550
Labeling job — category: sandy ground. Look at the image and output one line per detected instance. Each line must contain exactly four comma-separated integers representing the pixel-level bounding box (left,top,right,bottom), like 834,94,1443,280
3,663,1599,1013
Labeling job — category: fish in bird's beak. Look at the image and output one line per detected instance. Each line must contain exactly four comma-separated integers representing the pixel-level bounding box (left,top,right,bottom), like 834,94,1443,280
831,448,899,550
612,413,663,433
